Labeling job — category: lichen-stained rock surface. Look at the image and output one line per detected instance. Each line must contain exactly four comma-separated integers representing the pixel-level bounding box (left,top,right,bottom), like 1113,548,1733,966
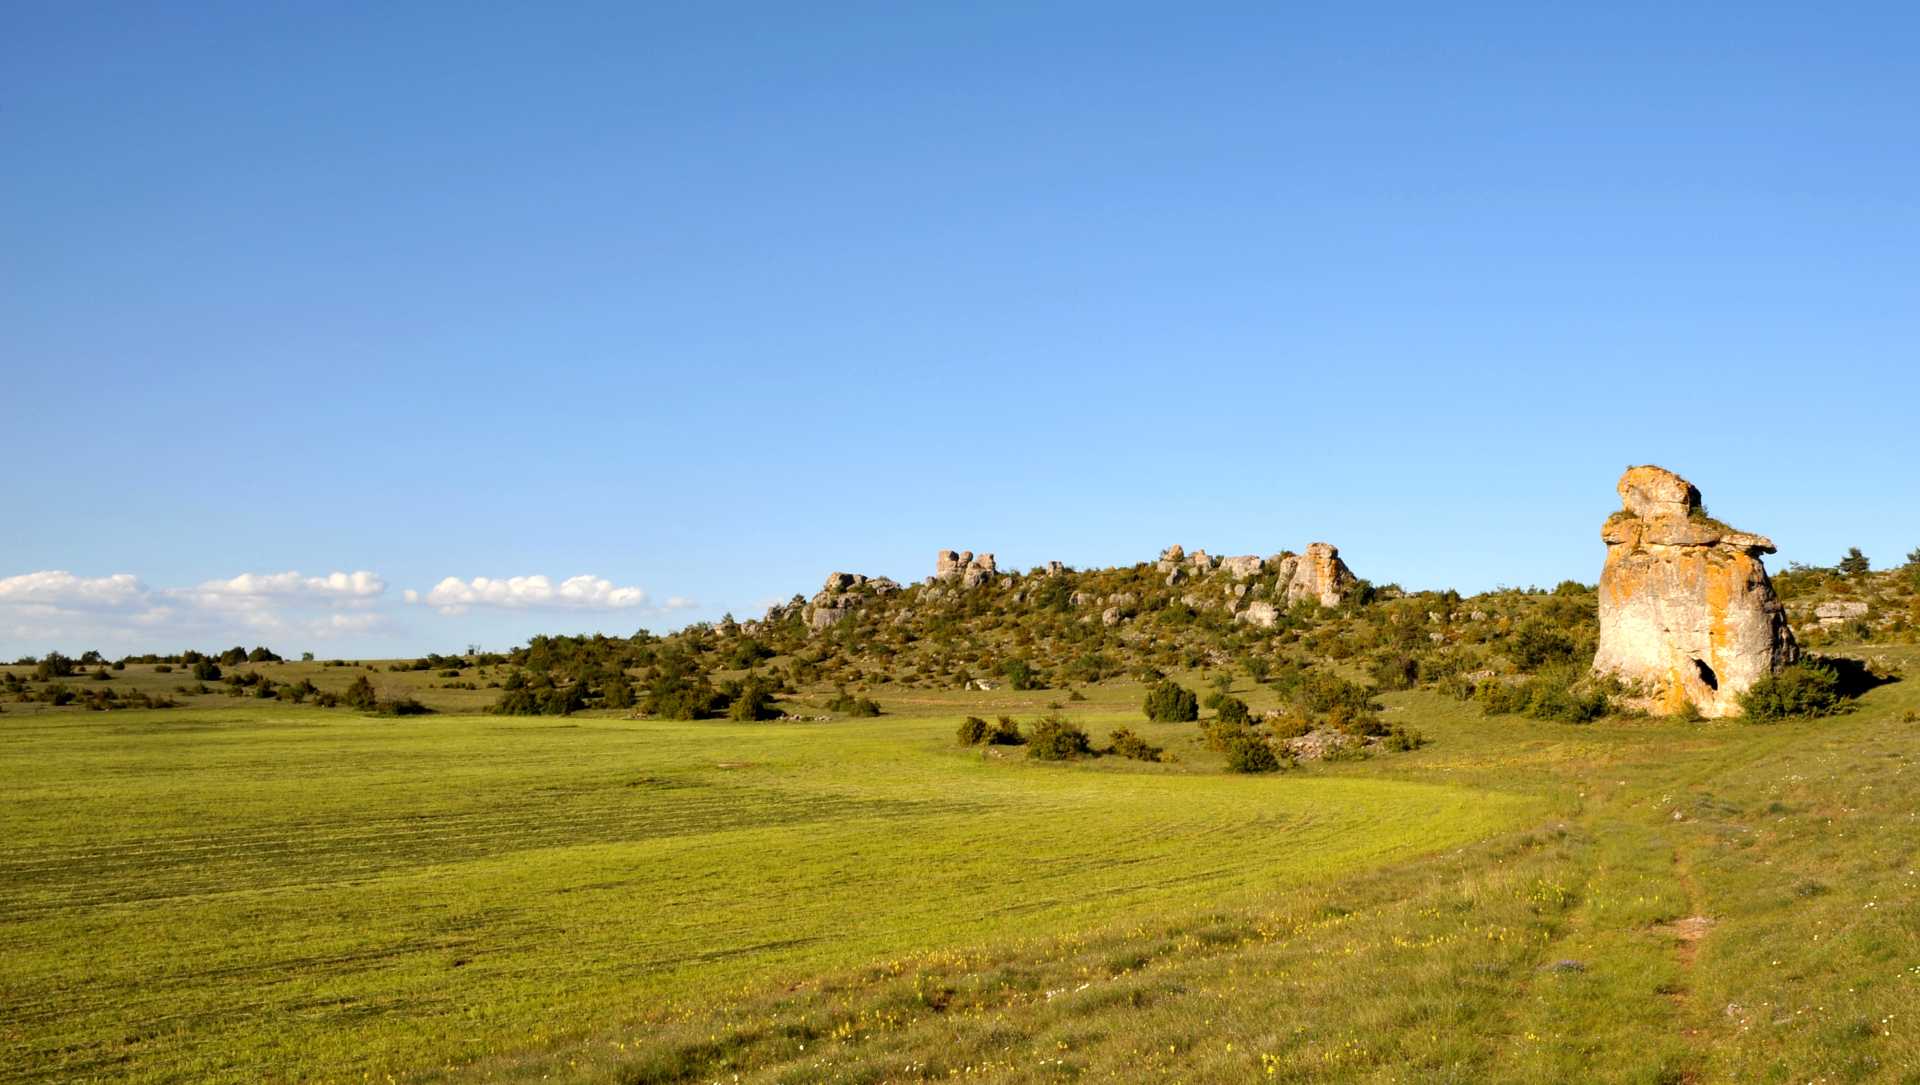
1593,465,1798,717
1284,543,1357,608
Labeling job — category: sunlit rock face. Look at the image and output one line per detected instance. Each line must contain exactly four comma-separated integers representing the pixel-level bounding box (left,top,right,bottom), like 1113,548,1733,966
1284,543,1356,608
1593,466,1798,718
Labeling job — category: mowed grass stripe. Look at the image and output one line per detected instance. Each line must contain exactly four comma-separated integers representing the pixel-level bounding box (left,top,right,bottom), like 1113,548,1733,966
0,709,1532,1083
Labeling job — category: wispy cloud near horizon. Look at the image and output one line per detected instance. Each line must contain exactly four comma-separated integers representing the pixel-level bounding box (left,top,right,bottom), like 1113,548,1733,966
405,574,694,617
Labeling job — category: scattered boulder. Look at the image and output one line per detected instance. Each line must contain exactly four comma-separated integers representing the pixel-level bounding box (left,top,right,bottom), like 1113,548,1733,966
1156,545,1186,573
1286,728,1355,761
1592,465,1798,718
1221,555,1265,580
1101,606,1123,627
808,605,851,631
1815,601,1870,627
1235,601,1280,629
1284,543,1357,608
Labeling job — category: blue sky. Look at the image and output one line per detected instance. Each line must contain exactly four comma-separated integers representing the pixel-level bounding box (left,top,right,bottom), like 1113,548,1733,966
3,2,1916,658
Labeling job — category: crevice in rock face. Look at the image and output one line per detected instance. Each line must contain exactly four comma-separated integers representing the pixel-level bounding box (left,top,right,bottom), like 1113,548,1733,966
1692,658,1718,691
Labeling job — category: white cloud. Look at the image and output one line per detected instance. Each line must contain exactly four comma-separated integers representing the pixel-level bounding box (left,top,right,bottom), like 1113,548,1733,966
0,568,397,652
414,574,664,616
0,571,146,608
188,570,386,601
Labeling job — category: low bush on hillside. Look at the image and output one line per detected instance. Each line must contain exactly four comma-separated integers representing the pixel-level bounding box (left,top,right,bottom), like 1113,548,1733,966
1266,710,1314,741
1144,680,1199,722
1383,725,1428,752
1213,696,1251,725
1369,653,1420,690
1508,619,1581,672
1326,701,1390,736
344,675,379,712
998,658,1045,690
1106,728,1163,762
1217,726,1283,773
377,696,432,717
985,716,1026,745
1740,661,1844,721
827,688,881,717
1026,716,1093,761
726,677,780,721
1473,667,1610,723
957,716,989,745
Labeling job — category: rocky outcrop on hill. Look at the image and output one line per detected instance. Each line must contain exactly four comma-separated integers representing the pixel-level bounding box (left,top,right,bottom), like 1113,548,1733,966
1592,466,1798,718
935,550,998,589
797,571,902,632
1283,543,1357,608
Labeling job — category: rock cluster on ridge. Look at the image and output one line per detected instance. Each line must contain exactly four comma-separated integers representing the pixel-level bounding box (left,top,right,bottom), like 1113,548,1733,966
765,541,1366,637
934,550,998,589
1591,465,1798,718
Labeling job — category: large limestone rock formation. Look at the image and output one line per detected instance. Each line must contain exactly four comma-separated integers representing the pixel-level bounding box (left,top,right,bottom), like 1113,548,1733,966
1284,543,1357,608
1593,466,1798,718
800,571,899,632
934,550,997,588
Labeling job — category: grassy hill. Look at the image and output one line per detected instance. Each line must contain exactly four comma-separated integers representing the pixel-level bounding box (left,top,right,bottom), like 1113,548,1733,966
4,552,1919,1082
4,646,1920,1083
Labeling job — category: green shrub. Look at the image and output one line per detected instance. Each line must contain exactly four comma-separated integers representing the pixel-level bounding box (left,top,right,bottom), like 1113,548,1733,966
1508,620,1579,672
726,677,779,721
1369,653,1419,690
1267,711,1313,741
543,683,588,716
646,653,721,719
191,659,222,682
1477,668,1609,723
601,673,636,710
1383,725,1428,752
985,716,1026,745
377,696,432,717
1143,680,1199,722
998,658,1040,690
826,688,881,717
490,688,541,715
1107,728,1163,762
1214,696,1250,725
1026,716,1093,761
1223,733,1281,773
344,675,379,711
957,716,988,745
1740,662,1843,721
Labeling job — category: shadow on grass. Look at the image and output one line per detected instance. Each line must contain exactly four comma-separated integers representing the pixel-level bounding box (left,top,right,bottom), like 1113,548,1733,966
1812,654,1901,699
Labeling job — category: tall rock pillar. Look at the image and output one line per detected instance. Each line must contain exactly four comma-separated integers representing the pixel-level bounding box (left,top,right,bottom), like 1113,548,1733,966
1593,466,1797,717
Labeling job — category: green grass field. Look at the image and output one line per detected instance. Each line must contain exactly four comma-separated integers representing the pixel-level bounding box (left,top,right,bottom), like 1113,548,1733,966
5,651,1920,1083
